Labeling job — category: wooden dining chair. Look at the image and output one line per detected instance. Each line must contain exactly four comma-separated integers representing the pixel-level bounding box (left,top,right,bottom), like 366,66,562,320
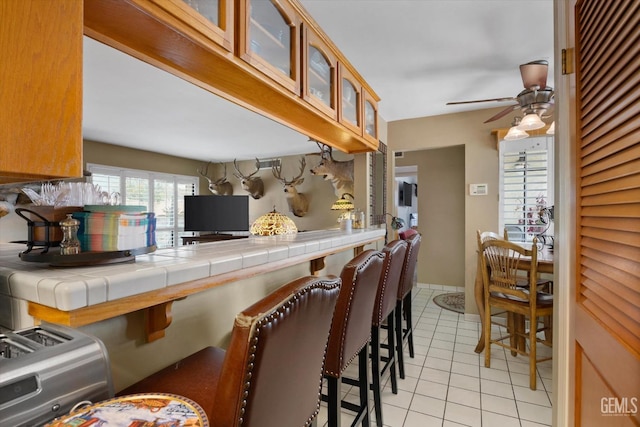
118,275,341,427
480,237,553,390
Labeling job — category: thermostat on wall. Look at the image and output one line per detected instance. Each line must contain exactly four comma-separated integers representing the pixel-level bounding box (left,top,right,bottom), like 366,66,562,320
469,183,488,196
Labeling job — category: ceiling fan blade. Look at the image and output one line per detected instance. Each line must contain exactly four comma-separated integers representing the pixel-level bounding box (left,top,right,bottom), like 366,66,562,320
483,104,520,123
447,97,515,105
520,60,548,90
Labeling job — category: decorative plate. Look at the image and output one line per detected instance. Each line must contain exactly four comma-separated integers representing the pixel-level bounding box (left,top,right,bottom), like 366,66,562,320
45,393,208,426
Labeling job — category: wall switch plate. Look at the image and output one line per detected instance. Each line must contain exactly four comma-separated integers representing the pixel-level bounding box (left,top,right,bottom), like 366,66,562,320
469,183,488,196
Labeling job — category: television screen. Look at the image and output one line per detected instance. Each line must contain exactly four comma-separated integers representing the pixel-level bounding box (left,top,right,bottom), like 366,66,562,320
184,195,249,233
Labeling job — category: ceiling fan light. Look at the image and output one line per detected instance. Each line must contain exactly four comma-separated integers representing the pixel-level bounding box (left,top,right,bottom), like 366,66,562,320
504,125,529,141
517,113,545,130
547,121,555,135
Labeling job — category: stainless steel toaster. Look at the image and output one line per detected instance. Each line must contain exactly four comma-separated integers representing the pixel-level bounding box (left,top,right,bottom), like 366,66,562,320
0,322,114,426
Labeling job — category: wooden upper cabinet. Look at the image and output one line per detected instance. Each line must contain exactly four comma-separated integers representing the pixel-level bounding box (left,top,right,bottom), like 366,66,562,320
363,89,379,143
302,24,337,120
338,64,362,135
238,0,301,94
0,0,83,184
143,0,234,52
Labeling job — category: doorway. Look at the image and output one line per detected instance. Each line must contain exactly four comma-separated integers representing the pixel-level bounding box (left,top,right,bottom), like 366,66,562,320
394,145,465,287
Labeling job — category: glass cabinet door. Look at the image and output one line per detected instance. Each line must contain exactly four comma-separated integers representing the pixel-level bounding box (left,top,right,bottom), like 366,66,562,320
182,0,219,26
152,0,233,51
303,26,337,119
241,0,300,93
342,78,359,125
338,64,361,133
308,46,331,107
363,89,378,142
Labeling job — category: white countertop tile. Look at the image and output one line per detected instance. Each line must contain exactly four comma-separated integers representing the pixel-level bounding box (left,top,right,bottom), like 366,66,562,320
209,253,243,276
0,228,385,311
105,267,168,301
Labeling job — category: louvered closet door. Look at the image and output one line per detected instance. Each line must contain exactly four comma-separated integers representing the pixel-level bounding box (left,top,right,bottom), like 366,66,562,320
573,0,640,425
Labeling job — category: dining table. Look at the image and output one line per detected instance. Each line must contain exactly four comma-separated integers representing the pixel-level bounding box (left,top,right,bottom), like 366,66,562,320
473,245,554,353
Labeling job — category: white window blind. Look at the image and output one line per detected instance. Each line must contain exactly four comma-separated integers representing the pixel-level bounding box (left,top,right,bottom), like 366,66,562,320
499,136,554,243
87,164,198,248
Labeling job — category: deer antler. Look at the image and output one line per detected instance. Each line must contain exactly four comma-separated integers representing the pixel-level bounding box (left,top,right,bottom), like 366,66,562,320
197,162,213,185
272,157,305,185
272,160,284,183
292,157,306,182
233,158,261,179
214,164,228,184
313,141,333,160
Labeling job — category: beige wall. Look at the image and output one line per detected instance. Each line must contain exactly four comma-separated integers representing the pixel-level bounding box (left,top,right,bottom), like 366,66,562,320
396,146,465,287
84,140,351,231
0,141,362,242
0,139,381,392
388,107,509,314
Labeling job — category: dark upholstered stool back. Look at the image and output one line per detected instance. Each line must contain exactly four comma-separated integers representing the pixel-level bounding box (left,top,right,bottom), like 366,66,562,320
215,276,340,427
322,249,385,427
119,275,340,427
373,240,408,326
395,232,422,379
370,239,408,426
324,249,385,377
398,233,421,300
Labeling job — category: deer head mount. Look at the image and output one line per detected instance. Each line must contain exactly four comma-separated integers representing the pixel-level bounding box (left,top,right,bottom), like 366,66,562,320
198,162,234,195
273,157,309,217
309,141,354,196
233,158,265,199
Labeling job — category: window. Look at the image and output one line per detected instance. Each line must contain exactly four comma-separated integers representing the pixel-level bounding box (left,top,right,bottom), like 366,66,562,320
86,164,198,248
499,136,554,243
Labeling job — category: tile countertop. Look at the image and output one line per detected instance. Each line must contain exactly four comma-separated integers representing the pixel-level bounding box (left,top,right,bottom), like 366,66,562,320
0,228,385,312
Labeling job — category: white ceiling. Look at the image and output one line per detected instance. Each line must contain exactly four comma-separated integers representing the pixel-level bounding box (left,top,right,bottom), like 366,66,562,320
82,0,554,162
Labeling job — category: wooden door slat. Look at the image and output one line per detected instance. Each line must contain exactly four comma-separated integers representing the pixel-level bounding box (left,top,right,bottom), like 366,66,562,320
582,249,640,291
582,217,640,233
582,230,640,253
582,263,640,306
582,143,640,176
581,121,640,159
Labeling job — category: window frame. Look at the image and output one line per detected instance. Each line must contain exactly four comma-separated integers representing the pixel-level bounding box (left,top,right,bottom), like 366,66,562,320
86,163,199,248
498,135,554,243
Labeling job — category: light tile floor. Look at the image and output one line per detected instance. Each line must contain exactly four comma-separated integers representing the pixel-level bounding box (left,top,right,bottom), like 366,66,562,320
316,285,553,427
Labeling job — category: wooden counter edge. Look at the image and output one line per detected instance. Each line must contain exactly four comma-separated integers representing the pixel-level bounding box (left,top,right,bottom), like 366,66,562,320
28,239,378,341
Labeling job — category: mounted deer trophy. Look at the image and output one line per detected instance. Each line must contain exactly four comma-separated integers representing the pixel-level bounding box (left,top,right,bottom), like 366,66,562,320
308,141,354,196
198,162,234,195
233,158,265,199
273,157,309,217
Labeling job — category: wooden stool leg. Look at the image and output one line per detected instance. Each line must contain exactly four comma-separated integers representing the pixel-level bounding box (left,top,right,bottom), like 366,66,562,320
358,346,371,427
386,311,398,394
394,300,405,379
370,325,383,427
404,292,415,358
326,376,342,427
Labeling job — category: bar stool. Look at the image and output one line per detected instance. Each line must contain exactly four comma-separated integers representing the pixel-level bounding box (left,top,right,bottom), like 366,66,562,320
370,239,408,427
117,275,341,427
395,232,422,379
323,249,386,427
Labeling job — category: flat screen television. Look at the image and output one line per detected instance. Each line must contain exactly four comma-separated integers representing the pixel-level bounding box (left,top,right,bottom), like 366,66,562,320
184,195,250,233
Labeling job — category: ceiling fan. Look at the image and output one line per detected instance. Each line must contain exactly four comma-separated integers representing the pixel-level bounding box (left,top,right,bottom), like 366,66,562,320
447,60,554,124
